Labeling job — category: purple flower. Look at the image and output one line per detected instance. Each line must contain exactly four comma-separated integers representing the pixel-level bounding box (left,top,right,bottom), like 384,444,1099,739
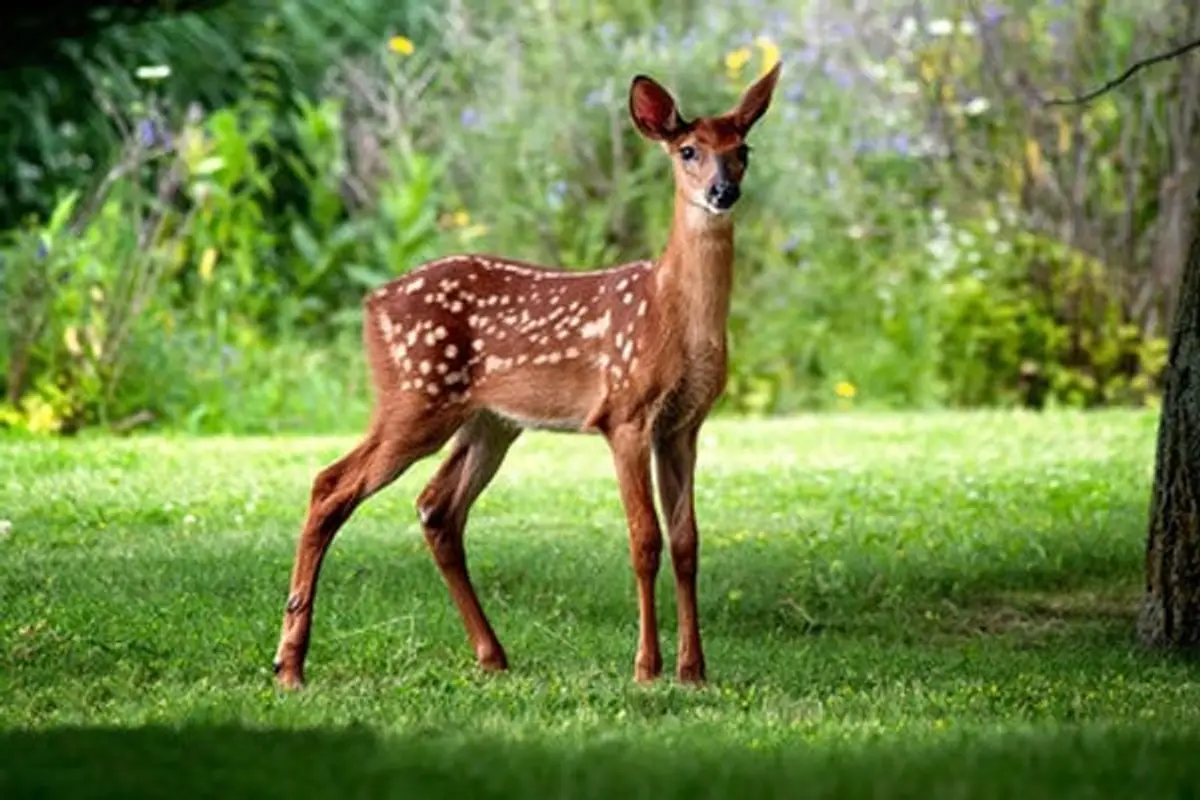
584,88,607,108
460,107,480,128
136,118,170,149
824,62,854,88
783,234,801,253
981,3,1006,26
890,133,910,155
785,82,805,103
35,239,48,260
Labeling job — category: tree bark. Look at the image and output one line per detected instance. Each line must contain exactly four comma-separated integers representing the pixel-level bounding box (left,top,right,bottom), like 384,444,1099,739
1138,187,1200,648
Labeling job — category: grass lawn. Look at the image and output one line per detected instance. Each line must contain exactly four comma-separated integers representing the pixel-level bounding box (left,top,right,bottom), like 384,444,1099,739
3,409,1199,798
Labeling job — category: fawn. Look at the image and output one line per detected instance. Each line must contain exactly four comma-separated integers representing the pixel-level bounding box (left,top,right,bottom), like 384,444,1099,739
273,62,783,688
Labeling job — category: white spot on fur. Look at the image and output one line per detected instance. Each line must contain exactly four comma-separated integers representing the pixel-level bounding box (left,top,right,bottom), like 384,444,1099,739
445,344,458,359
405,278,426,294
377,312,395,340
580,311,611,339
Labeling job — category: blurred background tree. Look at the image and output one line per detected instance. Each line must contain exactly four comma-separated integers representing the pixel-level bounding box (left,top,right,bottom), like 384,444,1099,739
0,0,1190,436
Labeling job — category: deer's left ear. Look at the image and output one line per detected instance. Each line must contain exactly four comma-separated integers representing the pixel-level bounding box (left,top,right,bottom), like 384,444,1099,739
729,61,782,134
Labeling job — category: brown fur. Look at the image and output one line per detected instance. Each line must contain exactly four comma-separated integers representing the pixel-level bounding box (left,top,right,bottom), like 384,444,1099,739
272,62,783,688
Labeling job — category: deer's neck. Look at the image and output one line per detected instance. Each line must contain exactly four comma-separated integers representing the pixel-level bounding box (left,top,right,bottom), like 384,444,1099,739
654,195,736,349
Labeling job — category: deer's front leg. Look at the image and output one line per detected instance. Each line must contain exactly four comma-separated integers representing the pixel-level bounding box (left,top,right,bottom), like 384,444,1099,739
607,422,664,682
654,425,706,684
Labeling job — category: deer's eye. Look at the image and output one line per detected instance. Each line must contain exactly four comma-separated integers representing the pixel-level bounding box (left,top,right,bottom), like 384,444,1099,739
678,145,697,161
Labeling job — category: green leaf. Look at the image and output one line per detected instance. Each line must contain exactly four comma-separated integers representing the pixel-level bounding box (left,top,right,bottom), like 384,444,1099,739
289,221,322,269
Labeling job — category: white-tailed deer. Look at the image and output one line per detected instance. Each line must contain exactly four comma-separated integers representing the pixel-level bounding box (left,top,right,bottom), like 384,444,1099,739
273,62,782,687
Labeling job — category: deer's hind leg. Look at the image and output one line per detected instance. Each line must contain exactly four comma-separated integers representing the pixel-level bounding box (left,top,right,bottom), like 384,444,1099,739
273,402,465,689
415,411,522,671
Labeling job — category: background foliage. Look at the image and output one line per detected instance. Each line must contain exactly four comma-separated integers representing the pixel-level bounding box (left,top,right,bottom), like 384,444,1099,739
0,0,1191,435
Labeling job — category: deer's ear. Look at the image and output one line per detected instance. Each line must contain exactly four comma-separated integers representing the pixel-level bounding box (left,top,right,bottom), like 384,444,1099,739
629,75,685,141
729,61,782,134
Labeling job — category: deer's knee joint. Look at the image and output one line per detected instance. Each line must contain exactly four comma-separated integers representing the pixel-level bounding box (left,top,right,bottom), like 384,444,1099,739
415,484,453,530
423,524,462,565
670,541,697,578
310,467,342,505
631,530,662,578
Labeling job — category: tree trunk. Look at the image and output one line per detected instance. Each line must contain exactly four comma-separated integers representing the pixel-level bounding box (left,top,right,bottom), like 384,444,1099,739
1138,188,1200,648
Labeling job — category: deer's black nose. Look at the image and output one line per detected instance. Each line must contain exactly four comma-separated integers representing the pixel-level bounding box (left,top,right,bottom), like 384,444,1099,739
707,181,740,210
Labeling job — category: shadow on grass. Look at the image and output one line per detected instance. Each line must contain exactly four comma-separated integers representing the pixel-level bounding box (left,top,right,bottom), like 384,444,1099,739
3,721,1200,800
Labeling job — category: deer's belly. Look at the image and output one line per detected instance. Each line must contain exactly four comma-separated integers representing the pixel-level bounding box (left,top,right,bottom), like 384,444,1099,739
474,364,602,432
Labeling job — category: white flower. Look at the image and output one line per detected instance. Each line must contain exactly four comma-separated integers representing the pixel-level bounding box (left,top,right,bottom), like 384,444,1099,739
963,97,991,116
135,65,171,81
927,19,954,36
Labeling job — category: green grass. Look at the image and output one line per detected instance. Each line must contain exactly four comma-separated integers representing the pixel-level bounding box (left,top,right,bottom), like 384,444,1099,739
3,409,1199,799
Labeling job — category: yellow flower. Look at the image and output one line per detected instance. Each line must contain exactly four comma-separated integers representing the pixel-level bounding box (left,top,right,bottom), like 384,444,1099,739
754,36,781,76
460,224,489,241
199,247,218,282
388,35,415,56
834,381,857,399
452,210,470,228
63,326,82,357
725,47,752,78
24,396,62,435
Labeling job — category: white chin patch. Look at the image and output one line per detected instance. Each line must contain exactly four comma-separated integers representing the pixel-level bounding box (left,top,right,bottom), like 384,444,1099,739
690,194,732,217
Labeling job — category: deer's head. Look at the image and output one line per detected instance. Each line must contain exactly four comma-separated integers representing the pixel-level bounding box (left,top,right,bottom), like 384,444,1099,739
628,62,781,217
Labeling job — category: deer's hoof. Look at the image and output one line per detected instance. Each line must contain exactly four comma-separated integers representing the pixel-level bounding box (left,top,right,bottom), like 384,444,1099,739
676,662,707,686
273,660,306,690
634,654,664,684
477,644,509,672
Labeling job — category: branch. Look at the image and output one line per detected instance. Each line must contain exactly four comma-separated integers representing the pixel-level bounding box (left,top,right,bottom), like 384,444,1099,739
1043,37,1200,107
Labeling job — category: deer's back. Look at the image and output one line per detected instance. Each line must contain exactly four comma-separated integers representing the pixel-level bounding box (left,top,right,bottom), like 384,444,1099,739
363,254,666,431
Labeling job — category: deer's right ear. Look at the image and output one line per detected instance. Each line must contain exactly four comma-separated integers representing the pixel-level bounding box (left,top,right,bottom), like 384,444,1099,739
629,75,684,141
